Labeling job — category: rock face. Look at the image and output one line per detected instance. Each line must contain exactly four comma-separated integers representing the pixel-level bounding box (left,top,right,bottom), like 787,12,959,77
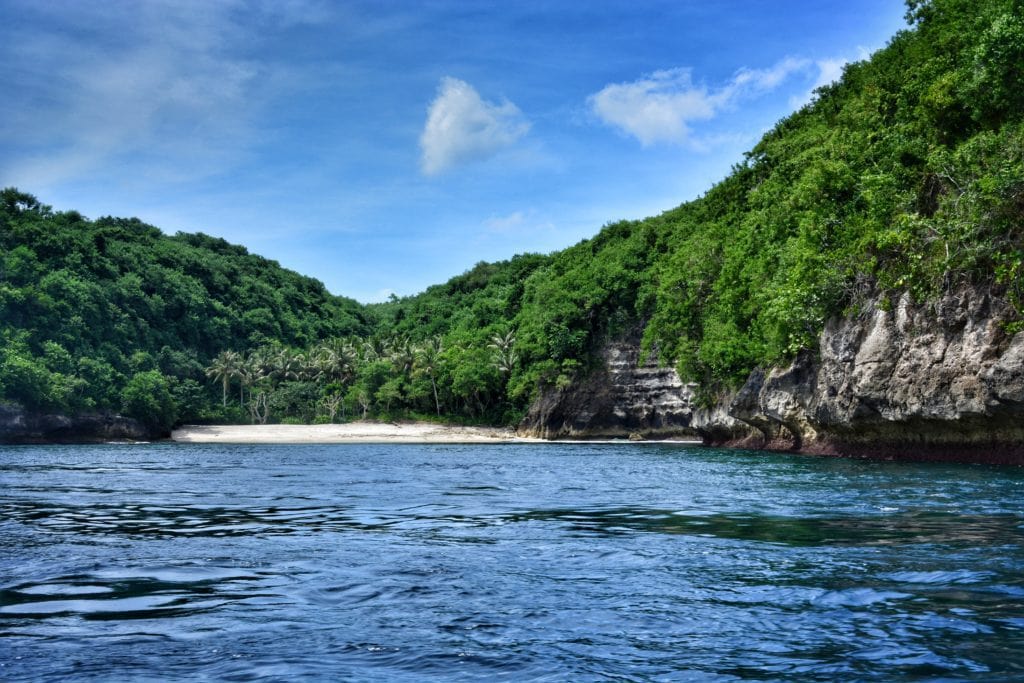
520,286,1024,462
519,337,748,440
0,404,156,443
519,339,693,439
726,287,1024,462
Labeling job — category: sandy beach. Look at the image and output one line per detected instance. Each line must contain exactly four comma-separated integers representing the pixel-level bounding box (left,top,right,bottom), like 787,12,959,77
170,421,543,444
171,422,704,445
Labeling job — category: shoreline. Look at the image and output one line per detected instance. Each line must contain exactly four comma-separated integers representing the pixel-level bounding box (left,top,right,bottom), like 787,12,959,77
171,422,536,444
170,422,703,445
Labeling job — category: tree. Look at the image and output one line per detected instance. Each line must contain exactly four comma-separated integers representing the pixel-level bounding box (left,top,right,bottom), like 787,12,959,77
488,331,519,376
205,350,241,408
0,351,57,411
121,370,178,433
414,336,444,416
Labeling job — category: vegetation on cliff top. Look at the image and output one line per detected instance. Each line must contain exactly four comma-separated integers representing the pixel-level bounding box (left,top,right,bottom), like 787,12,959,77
2,0,1021,430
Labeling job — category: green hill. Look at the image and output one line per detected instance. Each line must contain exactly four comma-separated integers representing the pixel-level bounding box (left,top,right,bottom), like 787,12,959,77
2,0,1021,434
0,192,370,430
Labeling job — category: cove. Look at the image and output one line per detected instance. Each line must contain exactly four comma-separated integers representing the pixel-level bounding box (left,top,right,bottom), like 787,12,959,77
3,442,1024,681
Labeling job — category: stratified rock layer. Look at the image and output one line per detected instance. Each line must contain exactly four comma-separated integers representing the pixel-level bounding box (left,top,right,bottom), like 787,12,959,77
519,340,696,439
727,288,1024,462
521,287,1024,462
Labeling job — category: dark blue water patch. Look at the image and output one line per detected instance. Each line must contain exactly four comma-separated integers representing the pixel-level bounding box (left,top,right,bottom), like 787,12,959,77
2,443,1024,681
5,499,1021,549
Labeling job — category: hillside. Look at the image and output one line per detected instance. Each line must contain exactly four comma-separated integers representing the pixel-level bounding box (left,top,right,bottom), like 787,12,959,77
2,0,1022,450
379,0,1023,423
0,191,370,433
514,0,1024,458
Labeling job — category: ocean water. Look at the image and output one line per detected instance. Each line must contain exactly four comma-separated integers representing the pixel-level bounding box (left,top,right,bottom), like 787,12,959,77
2,442,1023,681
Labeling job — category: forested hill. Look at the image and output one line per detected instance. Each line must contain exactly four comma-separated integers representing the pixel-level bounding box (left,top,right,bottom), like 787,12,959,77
2,0,1022,437
0,190,369,430
372,0,1024,414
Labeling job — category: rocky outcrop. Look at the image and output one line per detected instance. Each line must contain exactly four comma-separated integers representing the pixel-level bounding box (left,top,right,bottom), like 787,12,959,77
520,286,1024,462
0,404,157,443
723,287,1024,462
519,337,747,440
519,339,691,439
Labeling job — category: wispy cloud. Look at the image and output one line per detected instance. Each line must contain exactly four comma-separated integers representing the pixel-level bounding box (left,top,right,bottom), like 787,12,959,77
812,58,849,90
419,77,530,176
484,210,528,232
588,57,811,146
788,49,873,108
0,0,321,189
482,209,554,235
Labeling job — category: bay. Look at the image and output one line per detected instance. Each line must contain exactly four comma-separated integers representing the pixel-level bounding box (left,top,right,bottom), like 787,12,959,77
2,443,1024,681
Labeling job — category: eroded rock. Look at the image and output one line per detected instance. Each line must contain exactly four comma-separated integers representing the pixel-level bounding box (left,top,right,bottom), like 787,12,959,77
520,286,1024,463
518,337,702,439
0,404,157,443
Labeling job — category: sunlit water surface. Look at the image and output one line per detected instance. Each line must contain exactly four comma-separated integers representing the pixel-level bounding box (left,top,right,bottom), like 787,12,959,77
2,443,1024,681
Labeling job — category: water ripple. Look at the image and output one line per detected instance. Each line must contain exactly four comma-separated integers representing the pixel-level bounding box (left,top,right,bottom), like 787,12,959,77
6,500,1022,548
1,566,275,621
3,443,1024,682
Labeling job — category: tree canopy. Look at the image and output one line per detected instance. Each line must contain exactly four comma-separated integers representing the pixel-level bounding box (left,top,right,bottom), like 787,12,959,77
2,0,1021,430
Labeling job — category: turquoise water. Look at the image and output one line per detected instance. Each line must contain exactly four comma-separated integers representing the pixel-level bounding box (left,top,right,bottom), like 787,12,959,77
2,443,1024,681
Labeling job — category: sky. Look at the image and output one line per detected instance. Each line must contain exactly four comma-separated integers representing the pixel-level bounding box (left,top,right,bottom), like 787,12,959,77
0,0,910,303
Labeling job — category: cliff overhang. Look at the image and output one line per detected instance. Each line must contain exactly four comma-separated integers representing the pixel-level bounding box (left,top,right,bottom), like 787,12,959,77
520,286,1024,464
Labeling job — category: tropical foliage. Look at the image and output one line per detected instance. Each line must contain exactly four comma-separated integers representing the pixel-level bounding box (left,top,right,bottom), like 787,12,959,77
2,0,1021,429
0,191,369,427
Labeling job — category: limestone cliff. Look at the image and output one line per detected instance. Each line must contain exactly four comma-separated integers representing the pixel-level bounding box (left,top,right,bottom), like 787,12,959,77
726,286,1024,462
0,404,156,443
520,339,691,439
520,286,1024,463
519,336,748,441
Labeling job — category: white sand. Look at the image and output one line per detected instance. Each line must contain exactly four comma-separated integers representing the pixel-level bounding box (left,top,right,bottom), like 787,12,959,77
171,421,542,444
170,422,703,445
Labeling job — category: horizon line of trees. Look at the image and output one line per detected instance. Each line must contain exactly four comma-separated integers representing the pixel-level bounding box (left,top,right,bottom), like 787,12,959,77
4,0,1022,434
203,331,521,426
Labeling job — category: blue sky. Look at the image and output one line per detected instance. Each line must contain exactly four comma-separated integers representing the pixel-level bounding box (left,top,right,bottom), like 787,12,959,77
0,0,908,303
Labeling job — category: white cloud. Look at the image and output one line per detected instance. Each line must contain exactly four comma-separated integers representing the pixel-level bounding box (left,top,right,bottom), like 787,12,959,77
588,68,713,146
482,209,554,234
484,210,527,232
368,288,398,303
812,58,848,90
0,0,309,189
420,77,530,176
589,57,811,147
729,57,810,95
788,56,855,109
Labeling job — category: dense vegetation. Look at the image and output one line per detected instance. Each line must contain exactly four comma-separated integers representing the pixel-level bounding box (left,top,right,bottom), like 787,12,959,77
2,0,1021,431
0,192,369,430
642,0,1024,392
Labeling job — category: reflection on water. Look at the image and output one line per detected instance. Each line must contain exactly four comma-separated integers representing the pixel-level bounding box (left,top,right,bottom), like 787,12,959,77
1,501,367,537
1,566,273,620
2,443,1024,681
5,499,1024,549
509,506,1024,546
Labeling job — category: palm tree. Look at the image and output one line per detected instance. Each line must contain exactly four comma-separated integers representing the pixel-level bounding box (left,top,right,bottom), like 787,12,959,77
270,348,302,383
240,348,270,408
390,336,416,378
362,335,389,362
314,339,357,386
414,336,444,416
205,350,241,408
488,331,518,375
